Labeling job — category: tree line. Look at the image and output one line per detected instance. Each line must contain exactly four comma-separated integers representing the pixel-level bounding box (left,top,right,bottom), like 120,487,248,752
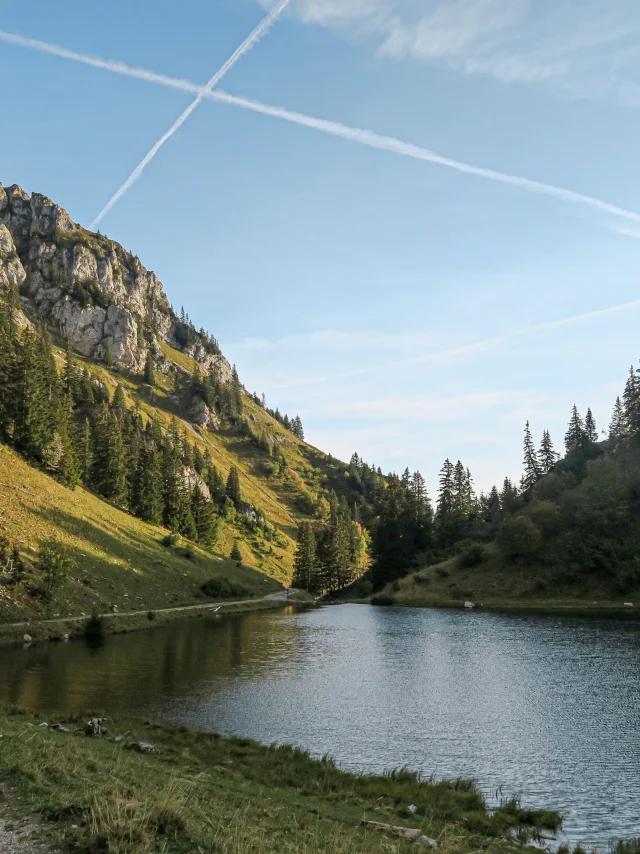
0,285,259,548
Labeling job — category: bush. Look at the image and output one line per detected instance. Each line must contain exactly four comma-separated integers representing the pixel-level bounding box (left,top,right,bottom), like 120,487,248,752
201,577,252,600
230,542,243,564
38,541,75,594
435,566,450,579
456,544,485,569
161,534,179,548
85,609,105,640
371,594,395,606
497,516,542,565
147,610,156,621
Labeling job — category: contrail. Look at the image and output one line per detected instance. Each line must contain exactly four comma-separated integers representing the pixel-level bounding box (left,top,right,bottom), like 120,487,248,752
2,27,640,226
88,0,291,228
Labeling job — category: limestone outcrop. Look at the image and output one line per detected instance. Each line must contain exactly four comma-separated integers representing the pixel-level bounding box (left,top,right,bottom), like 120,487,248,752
0,181,231,381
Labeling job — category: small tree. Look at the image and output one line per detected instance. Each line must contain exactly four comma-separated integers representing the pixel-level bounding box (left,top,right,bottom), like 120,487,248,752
38,541,75,595
144,351,156,386
584,408,598,444
226,466,242,505
104,338,115,368
230,541,243,564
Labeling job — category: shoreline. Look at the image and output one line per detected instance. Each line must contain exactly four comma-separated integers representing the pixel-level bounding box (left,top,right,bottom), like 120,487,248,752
0,591,314,645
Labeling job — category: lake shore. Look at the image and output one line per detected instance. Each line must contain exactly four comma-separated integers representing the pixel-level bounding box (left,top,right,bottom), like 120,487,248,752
0,590,314,646
0,705,564,854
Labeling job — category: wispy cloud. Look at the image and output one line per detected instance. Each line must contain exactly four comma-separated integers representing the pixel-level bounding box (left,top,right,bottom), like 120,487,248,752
89,0,291,228
261,0,640,104
2,28,639,229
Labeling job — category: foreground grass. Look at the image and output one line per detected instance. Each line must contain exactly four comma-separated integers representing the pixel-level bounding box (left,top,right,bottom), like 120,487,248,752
0,707,562,854
376,544,640,616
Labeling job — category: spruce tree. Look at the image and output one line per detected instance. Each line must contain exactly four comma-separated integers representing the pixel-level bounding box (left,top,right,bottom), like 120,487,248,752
292,522,318,592
623,366,640,434
13,327,57,461
143,351,155,386
230,364,243,416
191,485,218,547
521,421,541,490
564,405,585,453
104,338,115,368
0,291,17,437
226,466,242,505
77,418,93,484
584,408,598,444
230,541,243,563
609,397,625,438
538,430,558,474
136,442,163,524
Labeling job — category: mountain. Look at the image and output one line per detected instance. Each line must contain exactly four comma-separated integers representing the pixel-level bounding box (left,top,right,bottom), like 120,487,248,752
0,182,377,623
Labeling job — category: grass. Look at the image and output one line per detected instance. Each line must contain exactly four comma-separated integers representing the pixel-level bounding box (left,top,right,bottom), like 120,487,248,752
0,706,563,854
376,543,640,616
0,444,283,627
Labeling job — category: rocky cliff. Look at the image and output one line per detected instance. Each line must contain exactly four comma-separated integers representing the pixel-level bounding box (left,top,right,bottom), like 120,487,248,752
0,182,231,381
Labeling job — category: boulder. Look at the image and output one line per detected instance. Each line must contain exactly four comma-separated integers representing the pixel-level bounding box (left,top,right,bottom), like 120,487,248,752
0,225,26,291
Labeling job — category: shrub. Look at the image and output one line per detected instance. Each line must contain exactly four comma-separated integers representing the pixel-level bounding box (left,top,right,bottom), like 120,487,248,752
456,544,485,569
161,534,179,548
497,516,542,565
435,566,450,579
85,609,105,639
371,594,395,606
38,541,75,594
147,610,156,621
230,542,243,563
201,577,252,600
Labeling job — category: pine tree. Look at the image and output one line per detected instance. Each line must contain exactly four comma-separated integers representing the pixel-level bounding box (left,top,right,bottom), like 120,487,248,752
77,418,93,484
13,328,57,461
0,291,17,437
584,408,598,443
292,522,318,592
191,485,218,547
161,440,188,531
104,338,115,368
609,396,625,439
143,351,155,386
230,541,243,563
565,405,586,453
226,466,242,505
538,430,559,474
230,364,243,416
521,421,541,490
91,404,128,505
623,366,640,434
135,442,163,524
111,384,126,412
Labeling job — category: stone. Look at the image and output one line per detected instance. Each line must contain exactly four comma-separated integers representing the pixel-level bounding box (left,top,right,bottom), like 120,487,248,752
360,821,421,840
414,836,438,848
113,735,126,743
23,634,32,643
126,741,156,754
84,717,107,736
50,724,70,733
464,601,475,609
0,225,26,292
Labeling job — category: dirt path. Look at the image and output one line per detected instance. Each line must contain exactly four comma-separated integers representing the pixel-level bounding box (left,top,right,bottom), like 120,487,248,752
0,814,53,854
1,589,306,632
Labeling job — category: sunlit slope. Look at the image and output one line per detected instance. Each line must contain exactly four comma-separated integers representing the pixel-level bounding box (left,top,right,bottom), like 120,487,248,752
0,444,283,622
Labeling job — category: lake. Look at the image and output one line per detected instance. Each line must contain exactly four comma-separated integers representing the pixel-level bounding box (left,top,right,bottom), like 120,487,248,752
0,604,638,847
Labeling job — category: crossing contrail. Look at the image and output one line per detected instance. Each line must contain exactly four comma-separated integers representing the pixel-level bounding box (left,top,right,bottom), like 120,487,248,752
2,26,639,227
88,0,291,228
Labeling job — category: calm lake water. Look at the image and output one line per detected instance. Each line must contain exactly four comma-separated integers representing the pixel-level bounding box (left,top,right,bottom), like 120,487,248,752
1,604,639,847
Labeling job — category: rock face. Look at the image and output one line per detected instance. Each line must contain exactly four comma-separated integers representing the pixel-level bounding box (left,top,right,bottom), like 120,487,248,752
0,181,231,379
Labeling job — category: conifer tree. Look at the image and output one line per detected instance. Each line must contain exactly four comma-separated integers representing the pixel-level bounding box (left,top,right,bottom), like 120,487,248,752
111,384,126,412
104,338,114,368
565,405,586,453
13,328,57,461
191,485,218,547
0,291,17,437
230,541,243,563
230,364,243,416
77,418,93,484
538,430,559,474
292,522,318,592
161,440,187,531
226,466,242,505
144,351,155,386
584,408,598,444
91,404,127,505
136,442,163,524
609,397,625,439
623,366,640,434
521,421,541,490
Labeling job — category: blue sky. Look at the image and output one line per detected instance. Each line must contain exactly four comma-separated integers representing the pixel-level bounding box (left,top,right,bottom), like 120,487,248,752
2,0,640,493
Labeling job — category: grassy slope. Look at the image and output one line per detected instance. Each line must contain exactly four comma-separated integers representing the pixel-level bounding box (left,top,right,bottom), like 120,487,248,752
0,340,352,624
0,445,282,624
0,707,561,854
380,544,640,614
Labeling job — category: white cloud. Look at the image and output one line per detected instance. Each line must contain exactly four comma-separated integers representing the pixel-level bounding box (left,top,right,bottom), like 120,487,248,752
262,0,640,103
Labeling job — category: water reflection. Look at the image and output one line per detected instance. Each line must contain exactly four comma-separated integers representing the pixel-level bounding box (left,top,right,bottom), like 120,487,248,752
0,604,639,847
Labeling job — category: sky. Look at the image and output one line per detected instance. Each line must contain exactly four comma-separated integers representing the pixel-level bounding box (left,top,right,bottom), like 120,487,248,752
2,0,640,494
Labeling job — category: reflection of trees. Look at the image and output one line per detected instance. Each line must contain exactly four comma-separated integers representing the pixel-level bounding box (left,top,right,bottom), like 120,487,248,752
0,610,302,714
